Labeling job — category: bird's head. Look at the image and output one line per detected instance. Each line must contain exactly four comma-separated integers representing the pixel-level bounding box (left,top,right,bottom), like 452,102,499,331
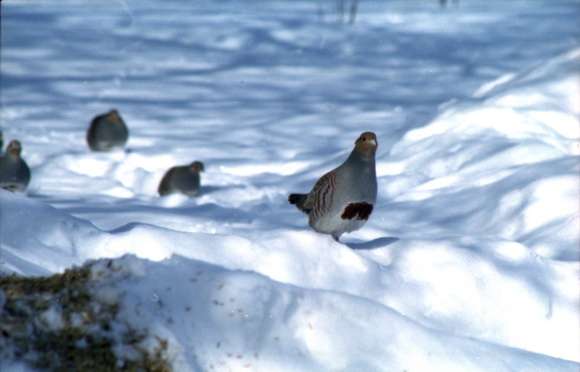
190,161,205,172
106,109,123,124
7,140,22,157
354,131,378,158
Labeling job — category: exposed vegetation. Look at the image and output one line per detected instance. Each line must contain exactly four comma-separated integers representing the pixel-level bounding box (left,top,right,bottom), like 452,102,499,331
0,264,171,372
317,0,360,24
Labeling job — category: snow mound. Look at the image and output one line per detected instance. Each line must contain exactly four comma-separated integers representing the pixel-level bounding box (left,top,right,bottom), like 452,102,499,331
63,256,580,371
382,48,580,261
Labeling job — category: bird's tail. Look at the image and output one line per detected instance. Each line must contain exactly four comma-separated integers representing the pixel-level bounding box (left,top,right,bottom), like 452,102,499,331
288,193,310,214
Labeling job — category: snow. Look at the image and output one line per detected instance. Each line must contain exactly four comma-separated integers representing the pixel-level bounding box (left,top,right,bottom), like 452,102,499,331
99,255,579,372
1,0,579,370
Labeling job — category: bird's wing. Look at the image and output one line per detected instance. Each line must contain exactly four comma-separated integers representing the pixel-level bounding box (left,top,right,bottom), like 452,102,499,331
307,171,337,219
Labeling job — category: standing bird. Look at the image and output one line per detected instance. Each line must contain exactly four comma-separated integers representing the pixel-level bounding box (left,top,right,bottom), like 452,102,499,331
158,161,205,197
0,140,31,192
289,132,378,241
86,109,129,152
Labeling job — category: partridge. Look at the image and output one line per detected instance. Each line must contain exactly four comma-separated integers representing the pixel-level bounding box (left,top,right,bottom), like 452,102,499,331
0,140,31,192
86,109,129,152
158,161,205,197
289,132,378,241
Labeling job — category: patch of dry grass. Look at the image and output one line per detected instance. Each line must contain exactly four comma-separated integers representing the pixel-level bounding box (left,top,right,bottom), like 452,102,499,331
0,265,170,372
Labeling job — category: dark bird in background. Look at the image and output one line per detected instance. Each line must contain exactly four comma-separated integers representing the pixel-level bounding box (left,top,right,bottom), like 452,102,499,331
158,161,205,197
0,140,31,192
87,109,129,152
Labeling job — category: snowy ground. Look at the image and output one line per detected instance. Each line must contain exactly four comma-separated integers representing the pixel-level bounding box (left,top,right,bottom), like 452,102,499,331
1,0,579,371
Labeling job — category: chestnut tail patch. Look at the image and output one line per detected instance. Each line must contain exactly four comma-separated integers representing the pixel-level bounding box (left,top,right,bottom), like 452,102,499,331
341,202,373,220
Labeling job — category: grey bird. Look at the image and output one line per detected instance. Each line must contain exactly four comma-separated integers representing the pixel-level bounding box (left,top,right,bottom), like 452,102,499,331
0,140,31,192
158,161,205,197
86,109,129,152
289,132,378,241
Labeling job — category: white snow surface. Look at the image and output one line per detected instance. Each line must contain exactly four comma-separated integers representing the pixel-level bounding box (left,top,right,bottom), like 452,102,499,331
1,0,579,371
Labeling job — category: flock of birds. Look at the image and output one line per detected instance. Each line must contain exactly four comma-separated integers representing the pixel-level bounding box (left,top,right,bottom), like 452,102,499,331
0,112,378,240
0,110,205,197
